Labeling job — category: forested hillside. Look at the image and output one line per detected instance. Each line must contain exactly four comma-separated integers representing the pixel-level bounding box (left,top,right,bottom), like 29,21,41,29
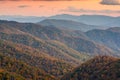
0,20,120,80
61,56,120,80
0,53,55,80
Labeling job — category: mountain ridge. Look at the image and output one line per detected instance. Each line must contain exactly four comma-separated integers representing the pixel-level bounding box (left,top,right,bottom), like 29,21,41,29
1,14,120,27
38,19,102,31
0,20,114,56
61,56,120,80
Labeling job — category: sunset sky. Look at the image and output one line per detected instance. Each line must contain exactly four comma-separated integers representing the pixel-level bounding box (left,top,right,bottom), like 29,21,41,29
0,0,120,17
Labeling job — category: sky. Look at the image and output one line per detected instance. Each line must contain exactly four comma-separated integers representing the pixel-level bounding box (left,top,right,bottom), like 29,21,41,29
0,0,120,17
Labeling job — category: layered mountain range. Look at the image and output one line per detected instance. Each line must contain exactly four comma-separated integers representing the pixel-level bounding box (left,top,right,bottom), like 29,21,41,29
0,14,120,80
0,14,120,27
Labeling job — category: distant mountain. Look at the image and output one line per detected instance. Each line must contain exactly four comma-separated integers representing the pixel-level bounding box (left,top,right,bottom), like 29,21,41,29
49,14,120,27
86,27,120,53
0,20,114,56
48,14,78,21
0,15,46,23
61,56,120,80
38,19,102,31
1,14,120,27
107,27,120,33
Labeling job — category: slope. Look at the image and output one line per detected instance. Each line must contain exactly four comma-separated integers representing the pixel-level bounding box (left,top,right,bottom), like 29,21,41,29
0,39,75,78
61,56,120,80
49,14,120,27
0,52,55,80
86,27,120,52
0,20,114,56
38,19,100,31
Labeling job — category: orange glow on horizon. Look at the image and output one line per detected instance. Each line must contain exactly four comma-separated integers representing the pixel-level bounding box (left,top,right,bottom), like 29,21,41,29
0,0,120,17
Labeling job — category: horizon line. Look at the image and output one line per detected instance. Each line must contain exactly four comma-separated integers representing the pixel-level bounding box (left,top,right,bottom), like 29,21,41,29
0,14,120,17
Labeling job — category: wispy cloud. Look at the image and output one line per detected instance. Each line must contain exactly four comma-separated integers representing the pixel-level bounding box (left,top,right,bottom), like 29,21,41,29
18,5,29,8
100,0,120,5
39,5,44,8
61,7,120,14
0,0,82,1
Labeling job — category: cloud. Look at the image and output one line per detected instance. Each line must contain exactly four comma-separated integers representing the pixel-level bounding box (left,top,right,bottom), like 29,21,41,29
39,5,44,8
18,5,30,8
61,7,120,14
0,0,89,1
0,0,80,1
100,0,120,5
